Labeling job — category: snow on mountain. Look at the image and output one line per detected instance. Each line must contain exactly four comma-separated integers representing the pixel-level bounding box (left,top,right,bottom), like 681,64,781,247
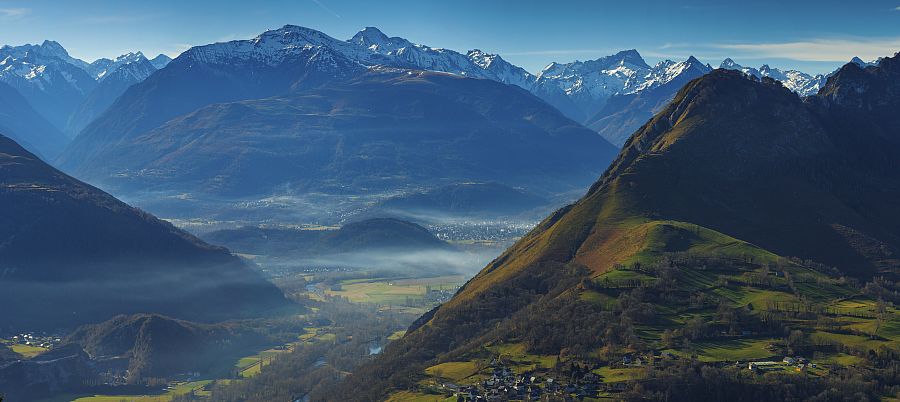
349,26,414,53
183,25,388,68
630,56,712,93
0,26,835,140
348,27,534,88
466,49,536,89
536,50,650,100
529,50,714,121
66,55,161,136
718,58,825,96
0,42,96,94
0,42,99,131
144,25,829,125
89,52,157,81
0,41,168,135
0,40,91,71
582,55,714,147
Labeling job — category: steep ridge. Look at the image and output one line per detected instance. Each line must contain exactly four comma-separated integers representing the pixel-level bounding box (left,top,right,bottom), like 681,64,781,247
65,314,268,383
67,54,160,135
0,41,97,130
58,26,368,174
0,81,69,159
719,58,826,96
343,55,900,400
0,134,288,331
1,41,170,137
585,56,712,146
0,344,95,401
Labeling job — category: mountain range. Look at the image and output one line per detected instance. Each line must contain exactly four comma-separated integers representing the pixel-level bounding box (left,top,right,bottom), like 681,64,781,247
2,27,862,159
0,133,287,331
0,41,171,141
0,26,864,163
0,80,69,159
59,27,620,197
341,53,900,400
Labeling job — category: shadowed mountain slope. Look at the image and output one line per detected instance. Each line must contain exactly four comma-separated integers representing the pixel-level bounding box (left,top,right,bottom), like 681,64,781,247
0,81,69,159
0,134,288,331
61,69,617,196
65,314,268,383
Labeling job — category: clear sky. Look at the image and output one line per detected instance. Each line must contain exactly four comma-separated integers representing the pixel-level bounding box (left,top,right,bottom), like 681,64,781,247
1,0,898,74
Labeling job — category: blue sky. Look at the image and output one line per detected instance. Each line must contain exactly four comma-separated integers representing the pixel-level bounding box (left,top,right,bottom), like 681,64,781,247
1,0,898,74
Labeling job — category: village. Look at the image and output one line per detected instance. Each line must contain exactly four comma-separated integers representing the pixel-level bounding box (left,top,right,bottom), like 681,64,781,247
421,352,823,401
434,360,606,401
4,332,62,351
429,220,533,243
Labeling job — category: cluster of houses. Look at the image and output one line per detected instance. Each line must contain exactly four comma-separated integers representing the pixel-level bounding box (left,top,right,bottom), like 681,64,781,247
746,356,815,373
423,286,459,304
438,362,607,401
430,221,530,242
98,369,130,386
9,333,61,349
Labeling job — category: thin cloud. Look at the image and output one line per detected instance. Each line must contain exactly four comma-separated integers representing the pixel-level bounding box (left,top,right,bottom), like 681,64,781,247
215,33,250,43
311,0,341,19
894,6,900,11
78,14,153,24
0,7,30,20
714,37,900,62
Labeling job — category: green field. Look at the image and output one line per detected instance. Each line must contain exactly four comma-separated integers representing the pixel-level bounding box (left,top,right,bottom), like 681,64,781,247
665,338,778,362
425,361,479,381
325,275,465,304
487,343,558,370
386,391,456,402
593,367,644,383
53,380,213,402
10,343,48,358
235,347,290,378
625,220,779,267
233,325,338,378
810,331,893,351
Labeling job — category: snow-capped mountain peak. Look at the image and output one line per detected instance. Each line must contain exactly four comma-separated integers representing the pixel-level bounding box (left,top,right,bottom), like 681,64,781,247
117,51,145,62
718,58,825,96
182,24,385,68
348,27,414,53
39,40,70,57
850,56,878,68
720,58,740,69
627,55,712,94
0,40,91,72
89,51,155,81
465,49,536,89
